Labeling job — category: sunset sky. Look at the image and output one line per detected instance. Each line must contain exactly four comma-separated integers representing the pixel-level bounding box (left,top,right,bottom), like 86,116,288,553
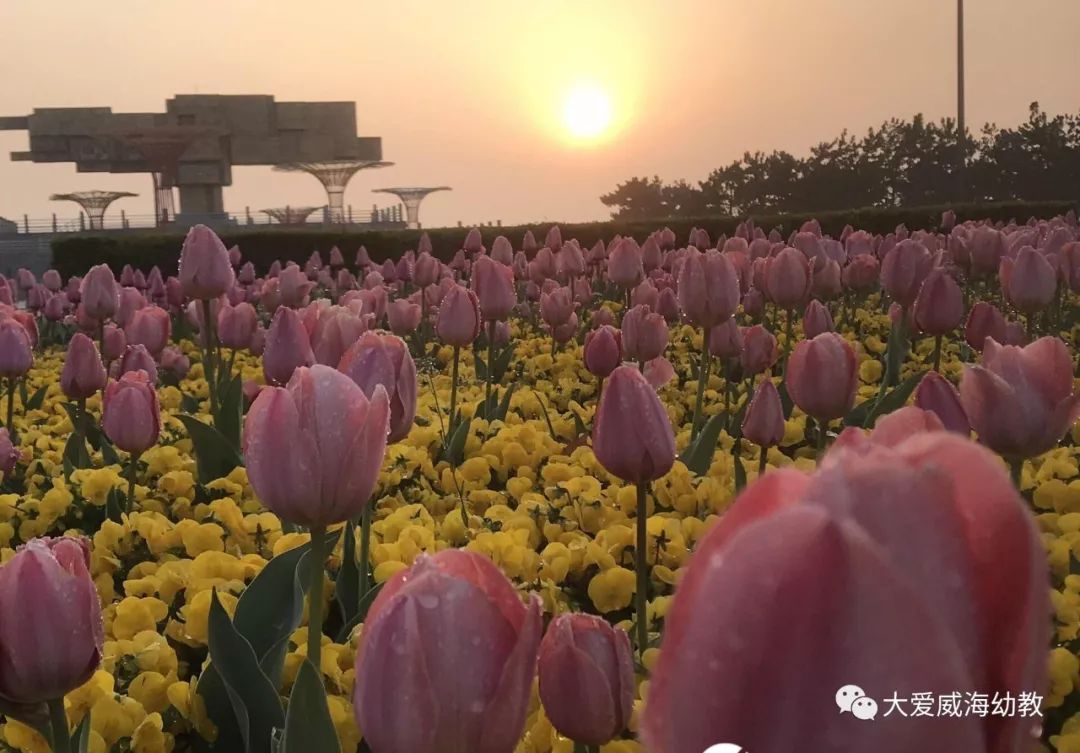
1,0,1078,229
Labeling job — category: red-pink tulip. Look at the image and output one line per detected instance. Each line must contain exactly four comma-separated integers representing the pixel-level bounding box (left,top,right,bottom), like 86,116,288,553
592,365,675,483
80,264,119,322
354,549,541,753
245,365,389,527
338,332,417,442
801,299,834,339
914,371,970,436
0,318,32,378
913,268,965,335
0,537,103,704
741,379,784,448
472,255,517,321
102,371,160,454
61,333,107,400
125,305,171,358
583,326,622,379
436,285,482,347
263,307,316,386
677,249,740,329
621,305,668,363
178,225,235,300
643,431,1047,753
960,336,1080,459
764,247,812,310
786,332,858,422
538,613,634,745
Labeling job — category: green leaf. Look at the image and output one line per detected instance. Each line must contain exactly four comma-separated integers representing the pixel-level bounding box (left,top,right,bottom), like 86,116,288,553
863,372,922,428
106,487,125,523
62,430,92,471
207,589,285,753
777,380,794,419
570,408,588,438
844,398,875,427
445,416,471,467
726,395,751,441
17,380,27,411
178,413,243,485
473,352,488,382
282,659,341,753
882,315,910,389
531,390,557,439
24,384,47,412
335,582,385,642
487,383,517,423
678,412,726,476
335,521,360,628
181,392,201,414
215,375,243,451
71,710,92,753
491,345,514,384
733,451,747,491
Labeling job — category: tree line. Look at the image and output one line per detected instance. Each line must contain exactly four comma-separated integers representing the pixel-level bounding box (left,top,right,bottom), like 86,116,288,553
600,103,1080,220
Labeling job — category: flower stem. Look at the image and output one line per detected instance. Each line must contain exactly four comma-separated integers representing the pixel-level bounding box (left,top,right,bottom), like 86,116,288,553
126,452,140,514
449,345,460,430
484,320,495,414
689,327,711,443
359,501,374,596
931,334,943,373
47,697,70,753
634,482,650,660
816,420,829,458
783,308,794,374
200,299,218,419
1009,457,1024,490
758,446,769,478
307,525,328,674
5,378,14,438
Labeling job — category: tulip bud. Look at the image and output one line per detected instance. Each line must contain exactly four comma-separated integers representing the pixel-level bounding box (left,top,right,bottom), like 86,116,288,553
914,371,970,436
741,288,765,319
964,302,1007,352
0,537,104,704
960,336,1080,459
0,318,32,378
178,225,235,300
708,317,744,360
160,346,190,380
741,379,785,448
583,326,622,379
61,333,107,400
677,249,740,329
263,307,316,386
471,255,517,322
43,293,67,322
592,365,676,483
810,258,843,300
607,239,644,288
880,239,933,307
764,247,812,310
842,253,880,293
436,285,482,347
354,550,542,753
621,305,668,363
538,613,634,745
0,428,17,476
912,268,964,336
117,344,158,383
338,332,417,442
125,305,171,358
802,300,834,339
279,264,315,309
540,286,574,328
80,264,120,322
739,325,778,378
387,299,422,335
787,333,858,422
217,302,259,350
102,371,161,454
1004,247,1057,314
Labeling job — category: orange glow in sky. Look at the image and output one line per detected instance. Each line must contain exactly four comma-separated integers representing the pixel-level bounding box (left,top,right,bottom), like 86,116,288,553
0,0,1079,227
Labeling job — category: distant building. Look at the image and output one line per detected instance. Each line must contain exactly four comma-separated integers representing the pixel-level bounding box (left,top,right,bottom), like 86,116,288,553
0,94,383,223
0,217,16,235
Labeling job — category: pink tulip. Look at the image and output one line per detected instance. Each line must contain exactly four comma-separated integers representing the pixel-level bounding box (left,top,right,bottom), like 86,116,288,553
739,325,778,378
160,346,190,380
914,372,970,436
592,365,675,483
621,305,668,363
41,269,61,292
607,239,644,288
913,268,965,336
880,239,933,307
540,286,574,328
630,280,659,311
708,317,744,360
960,336,1080,459
538,613,634,745
676,249,740,329
1002,247,1057,314
643,431,1047,753
1060,242,1080,292
801,299,834,339
0,537,103,704
217,302,259,350
310,307,366,367
741,379,784,448
583,326,622,379
964,302,1007,352
102,371,160,454
414,251,441,288
0,319,32,378
463,227,485,255
125,305,171,358
117,344,158,383
263,307,316,386
544,224,563,253
338,332,417,442
354,550,542,753
238,261,256,285
970,226,1006,277
786,333,858,422
558,242,586,279
178,225,235,300
551,312,579,345
61,333,107,400
80,264,119,322
764,247,812,310
436,285,482,347
866,406,946,446
387,299,422,335
810,258,842,300
841,253,879,293
245,365,388,527
279,264,315,309
0,428,17,476
471,255,517,322
1002,319,1029,347
741,288,765,319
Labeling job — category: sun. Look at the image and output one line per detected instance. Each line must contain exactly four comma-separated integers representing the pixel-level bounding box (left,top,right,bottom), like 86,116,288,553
562,82,613,141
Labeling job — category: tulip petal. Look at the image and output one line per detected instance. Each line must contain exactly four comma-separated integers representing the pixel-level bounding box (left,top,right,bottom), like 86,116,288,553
479,595,542,753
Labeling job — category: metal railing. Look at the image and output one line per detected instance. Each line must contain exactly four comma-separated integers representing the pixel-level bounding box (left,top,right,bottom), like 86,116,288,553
0,203,408,235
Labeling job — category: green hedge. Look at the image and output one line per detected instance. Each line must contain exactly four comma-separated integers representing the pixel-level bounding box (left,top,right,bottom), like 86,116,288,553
51,200,1077,278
